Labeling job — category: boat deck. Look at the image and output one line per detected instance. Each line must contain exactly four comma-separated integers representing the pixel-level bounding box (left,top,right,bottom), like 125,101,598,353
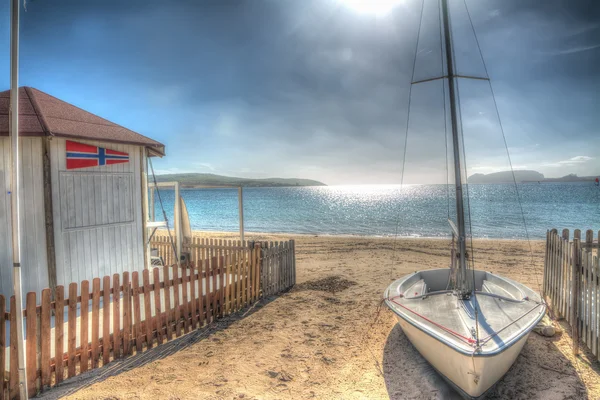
385,269,545,355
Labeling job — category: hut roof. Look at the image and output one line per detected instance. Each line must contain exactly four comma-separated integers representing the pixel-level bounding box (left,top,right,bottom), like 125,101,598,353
0,87,165,156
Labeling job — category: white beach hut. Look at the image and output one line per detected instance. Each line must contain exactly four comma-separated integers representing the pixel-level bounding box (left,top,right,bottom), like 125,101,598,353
0,87,165,300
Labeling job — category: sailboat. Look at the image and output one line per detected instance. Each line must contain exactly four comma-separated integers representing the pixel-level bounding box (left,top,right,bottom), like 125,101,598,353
384,0,546,399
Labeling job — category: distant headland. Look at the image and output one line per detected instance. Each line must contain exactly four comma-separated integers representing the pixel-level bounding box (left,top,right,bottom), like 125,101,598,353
154,173,327,188
467,170,598,184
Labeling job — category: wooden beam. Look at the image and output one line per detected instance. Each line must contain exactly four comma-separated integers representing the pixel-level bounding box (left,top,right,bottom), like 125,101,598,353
140,148,150,269
42,137,57,299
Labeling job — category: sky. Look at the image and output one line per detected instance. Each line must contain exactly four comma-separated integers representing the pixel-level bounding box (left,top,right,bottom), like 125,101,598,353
0,0,598,185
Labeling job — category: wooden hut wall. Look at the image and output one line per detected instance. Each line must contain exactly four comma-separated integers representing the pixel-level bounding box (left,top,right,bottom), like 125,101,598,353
0,137,49,301
50,138,145,287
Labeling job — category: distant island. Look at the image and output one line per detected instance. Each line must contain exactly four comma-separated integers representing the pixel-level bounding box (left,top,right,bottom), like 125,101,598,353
468,170,598,184
154,173,327,188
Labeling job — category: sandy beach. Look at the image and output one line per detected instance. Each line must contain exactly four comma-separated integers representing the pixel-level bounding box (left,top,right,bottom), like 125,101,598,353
48,233,599,400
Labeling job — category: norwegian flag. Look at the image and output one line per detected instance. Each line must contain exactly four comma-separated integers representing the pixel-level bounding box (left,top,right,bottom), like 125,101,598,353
66,140,129,170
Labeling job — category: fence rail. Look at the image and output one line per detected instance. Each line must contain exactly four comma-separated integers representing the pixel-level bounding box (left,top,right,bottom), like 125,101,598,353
1,236,295,398
544,228,599,360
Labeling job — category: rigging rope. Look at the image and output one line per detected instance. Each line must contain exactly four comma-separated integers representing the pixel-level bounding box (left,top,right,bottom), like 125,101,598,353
148,157,180,267
388,0,426,282
461,0,542,297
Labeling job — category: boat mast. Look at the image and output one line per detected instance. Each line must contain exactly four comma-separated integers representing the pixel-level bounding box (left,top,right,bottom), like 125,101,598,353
440,0,470,297
9,0,28,397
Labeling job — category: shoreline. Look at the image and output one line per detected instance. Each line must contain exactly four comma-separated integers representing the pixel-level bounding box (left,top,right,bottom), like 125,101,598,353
170,229,546,243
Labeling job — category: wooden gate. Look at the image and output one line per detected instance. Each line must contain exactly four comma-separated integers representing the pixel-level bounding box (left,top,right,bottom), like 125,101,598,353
544,228,599,359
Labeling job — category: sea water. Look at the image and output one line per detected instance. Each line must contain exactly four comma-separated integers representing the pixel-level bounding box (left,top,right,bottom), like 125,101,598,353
152,182,600,239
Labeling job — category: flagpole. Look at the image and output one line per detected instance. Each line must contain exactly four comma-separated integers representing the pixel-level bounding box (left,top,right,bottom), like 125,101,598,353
10,0,28,397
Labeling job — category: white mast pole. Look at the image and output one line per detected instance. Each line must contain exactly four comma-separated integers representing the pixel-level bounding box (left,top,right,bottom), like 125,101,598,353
9,0,29,397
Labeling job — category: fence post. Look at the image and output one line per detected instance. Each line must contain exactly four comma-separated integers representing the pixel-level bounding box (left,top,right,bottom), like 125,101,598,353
0,295,5,397
255,242,261,300
9,296,18,398
585,230,593,348
572,237,580,356
550,230,558,313
292,239,296,286
112,274,121,359
543,230,549,298
67,283,77,378
561,229,570,319
26,292,37,395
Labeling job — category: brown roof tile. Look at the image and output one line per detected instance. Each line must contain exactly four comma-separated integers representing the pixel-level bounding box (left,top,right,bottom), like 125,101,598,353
0,87,165,156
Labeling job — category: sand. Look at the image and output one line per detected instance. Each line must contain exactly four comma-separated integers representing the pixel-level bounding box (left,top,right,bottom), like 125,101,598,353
48,233,599,400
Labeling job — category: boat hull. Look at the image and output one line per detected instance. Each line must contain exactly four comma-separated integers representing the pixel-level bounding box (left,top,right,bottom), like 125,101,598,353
384,269,545,399
396,314,529,399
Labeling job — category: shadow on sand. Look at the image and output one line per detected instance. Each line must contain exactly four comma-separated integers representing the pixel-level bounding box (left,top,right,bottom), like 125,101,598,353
383,323,588,400
383,324,463,400
37,297,278,400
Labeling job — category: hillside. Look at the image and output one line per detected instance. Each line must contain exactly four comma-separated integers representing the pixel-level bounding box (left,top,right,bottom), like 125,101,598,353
468,170,598,184
468,170,545,184
535,174,599,183
154,173,326,188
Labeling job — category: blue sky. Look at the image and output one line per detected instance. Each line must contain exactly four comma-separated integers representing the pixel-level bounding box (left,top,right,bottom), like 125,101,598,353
1,0,598,184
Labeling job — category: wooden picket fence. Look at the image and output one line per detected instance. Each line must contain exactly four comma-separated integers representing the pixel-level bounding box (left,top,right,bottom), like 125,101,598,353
544,228,599,360
261,241,296,297
151,236,297,296
0,238,296,398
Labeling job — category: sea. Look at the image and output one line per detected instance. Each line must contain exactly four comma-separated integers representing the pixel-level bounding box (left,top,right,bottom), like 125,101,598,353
153,182,600,240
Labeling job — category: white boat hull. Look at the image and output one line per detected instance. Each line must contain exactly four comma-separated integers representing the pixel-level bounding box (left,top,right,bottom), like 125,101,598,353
396,315,529,399
384,269,545,399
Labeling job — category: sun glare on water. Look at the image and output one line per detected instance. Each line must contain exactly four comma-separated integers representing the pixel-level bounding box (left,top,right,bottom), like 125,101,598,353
337,0,403,16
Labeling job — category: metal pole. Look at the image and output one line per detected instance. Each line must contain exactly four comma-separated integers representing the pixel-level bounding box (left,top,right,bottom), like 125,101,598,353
441,0,469,296
9,0,29,397
238,187,244,242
